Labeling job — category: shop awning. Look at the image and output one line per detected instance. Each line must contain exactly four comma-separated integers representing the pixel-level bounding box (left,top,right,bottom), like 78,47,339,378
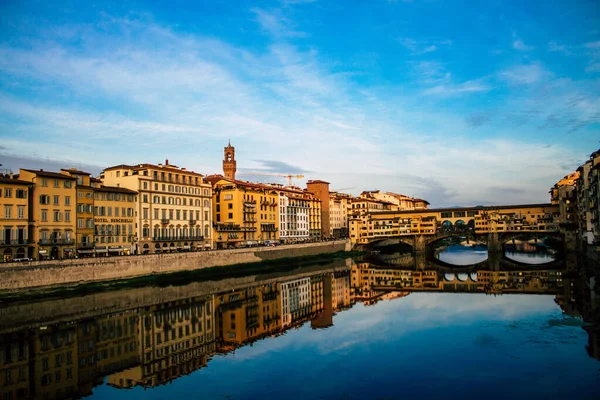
64,248,74,252
77,249,95,254
108,247,122,252
96,247,108,253
38,250,48,255
183,245,191,249
204,244,211,248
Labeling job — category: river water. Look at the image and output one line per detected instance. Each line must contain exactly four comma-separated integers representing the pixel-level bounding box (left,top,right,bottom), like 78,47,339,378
1,247,599,400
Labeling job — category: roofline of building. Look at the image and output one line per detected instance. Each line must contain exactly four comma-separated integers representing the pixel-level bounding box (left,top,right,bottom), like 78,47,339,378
20,169,77,180
368,203,557,215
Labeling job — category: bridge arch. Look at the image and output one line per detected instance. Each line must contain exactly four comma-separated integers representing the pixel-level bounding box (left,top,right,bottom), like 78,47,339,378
456,273,468,282
444,272,455,281
467,219,475,230
441,220,453,231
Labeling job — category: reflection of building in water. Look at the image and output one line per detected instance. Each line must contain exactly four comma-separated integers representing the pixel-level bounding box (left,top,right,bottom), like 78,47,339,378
215,283,282,351
108,296,215,389
281,277,312,327
311,271,352,329
0,331,32,400
77,311,139,395
31,324,79,400
351,263,564,298
0,267,354,397
478,270,563,294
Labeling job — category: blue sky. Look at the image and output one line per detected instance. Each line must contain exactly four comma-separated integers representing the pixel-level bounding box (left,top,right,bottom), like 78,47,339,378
0,0,599,206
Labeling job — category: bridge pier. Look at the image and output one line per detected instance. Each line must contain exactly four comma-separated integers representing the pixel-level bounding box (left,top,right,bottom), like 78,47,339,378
413,235,427,253
487,232,502,253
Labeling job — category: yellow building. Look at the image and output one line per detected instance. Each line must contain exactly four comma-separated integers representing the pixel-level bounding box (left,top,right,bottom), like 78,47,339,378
92,184,138,256
19,169,77,260
59,169,95,256
206,176,279,249
100,161,213,254
306,190,322,239
0,175,32,261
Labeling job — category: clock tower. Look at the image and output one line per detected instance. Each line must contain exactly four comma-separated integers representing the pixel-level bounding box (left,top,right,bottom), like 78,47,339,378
223,140,237,180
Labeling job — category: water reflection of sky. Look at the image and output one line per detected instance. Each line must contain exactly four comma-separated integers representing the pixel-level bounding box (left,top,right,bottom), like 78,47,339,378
505,251,556,264
93,293,600,400
437,244,489,265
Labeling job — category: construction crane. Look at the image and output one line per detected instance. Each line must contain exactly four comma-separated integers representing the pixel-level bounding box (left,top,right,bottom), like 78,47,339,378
237,171,305,186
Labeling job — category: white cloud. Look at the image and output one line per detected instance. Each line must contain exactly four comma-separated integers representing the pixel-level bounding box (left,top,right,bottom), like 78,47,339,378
251,8,307,38
512,31,534,51
424,79,492,96
585,63,600,73
498,63,551,85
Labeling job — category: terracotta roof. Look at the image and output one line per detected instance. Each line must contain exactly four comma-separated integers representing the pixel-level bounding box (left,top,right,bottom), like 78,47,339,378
369,203,557,215
94,185,138,194
21,169,77,180
61,168,91,175
0,176,32,186
76,185,95,190
307,179,330,185
90,177,102,183
103,162,205,177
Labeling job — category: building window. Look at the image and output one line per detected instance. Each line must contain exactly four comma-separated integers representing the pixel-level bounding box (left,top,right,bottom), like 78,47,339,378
65,211,71,222
53,179,59,188
40,194,50,205
54,211,61,222
41,210,48,221
53,195,59,205
4,205,11,218
17,205,24,219
65,196,71,206
228,213,233,219
41,178,48,187
4,188,12,197
64,181,72,188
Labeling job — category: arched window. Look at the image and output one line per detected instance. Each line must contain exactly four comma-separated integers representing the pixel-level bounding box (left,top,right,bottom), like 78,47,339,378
183,198,187,206
153,196,160,204
204,225,209,238
204,200,209,207
195,199,200,207
169,197,174,205
176,198,181,205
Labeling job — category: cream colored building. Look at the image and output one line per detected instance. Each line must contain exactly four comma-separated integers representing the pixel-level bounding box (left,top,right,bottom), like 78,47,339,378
19,169,77,260
329,191,351,238
100,161,213,254
359,190,429,211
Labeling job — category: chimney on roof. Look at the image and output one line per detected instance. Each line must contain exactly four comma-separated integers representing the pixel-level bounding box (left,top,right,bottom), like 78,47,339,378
166,159,169,166
40,169,44,172
9,172,13,179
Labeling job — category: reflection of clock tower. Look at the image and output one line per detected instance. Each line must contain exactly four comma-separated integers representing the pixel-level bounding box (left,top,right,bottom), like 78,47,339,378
223,140,237,180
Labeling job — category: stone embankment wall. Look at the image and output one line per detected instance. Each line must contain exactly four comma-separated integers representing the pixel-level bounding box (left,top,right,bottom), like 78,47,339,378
0,240,351,292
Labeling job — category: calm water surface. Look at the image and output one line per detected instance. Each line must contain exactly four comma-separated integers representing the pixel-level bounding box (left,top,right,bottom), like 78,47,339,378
1,248,598,400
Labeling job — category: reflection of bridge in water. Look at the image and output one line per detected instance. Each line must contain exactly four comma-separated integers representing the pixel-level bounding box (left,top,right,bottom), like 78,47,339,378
357,252,566,295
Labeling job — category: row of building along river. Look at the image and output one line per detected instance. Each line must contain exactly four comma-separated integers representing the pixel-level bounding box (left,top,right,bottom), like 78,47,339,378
0,242,599,399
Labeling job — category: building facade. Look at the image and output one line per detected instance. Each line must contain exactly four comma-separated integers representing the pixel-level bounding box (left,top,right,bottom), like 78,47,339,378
19,169,77,260
0,176,32,261
306,180,331,238
206,176,279,249
100,161,213,254
329,192,351,238
279,189,311,243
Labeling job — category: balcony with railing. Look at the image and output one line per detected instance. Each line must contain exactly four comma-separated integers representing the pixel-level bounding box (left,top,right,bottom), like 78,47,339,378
38,238,75,245
215,223,241,232
1,239,33,246
152,235,204,241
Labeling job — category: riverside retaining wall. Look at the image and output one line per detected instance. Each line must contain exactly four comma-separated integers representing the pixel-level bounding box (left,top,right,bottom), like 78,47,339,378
0,240,351,292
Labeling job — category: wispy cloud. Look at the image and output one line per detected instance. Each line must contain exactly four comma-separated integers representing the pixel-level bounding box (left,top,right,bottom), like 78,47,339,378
498,63,551,85
251,8,307,38
398,38,452,55
512,31,534,51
